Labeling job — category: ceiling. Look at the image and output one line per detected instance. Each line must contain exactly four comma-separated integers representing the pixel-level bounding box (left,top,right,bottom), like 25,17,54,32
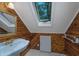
13,2,79,33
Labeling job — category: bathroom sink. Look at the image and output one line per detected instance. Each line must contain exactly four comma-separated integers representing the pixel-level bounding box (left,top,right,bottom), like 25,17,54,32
0,38,29,56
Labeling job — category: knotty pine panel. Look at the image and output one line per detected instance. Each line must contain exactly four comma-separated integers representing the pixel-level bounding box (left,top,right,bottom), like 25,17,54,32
51,34,65,53
66,13,79,36
65,13,79,56
16,16,35,41
31,33,65,53
65,38,79,56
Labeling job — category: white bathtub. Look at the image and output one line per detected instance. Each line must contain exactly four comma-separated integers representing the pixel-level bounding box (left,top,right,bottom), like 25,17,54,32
0,38,29,56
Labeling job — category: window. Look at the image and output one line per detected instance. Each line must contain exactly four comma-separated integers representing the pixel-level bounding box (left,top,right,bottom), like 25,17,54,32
33,2,52,22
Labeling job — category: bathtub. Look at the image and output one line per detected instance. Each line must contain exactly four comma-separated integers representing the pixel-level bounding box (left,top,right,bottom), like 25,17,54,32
0,38,29,56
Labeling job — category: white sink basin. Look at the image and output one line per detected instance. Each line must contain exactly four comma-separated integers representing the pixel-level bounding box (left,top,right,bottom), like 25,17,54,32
0,38,29,56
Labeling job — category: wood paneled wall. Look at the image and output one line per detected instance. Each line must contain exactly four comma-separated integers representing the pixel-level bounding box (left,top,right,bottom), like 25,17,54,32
65,13,79,56
16,16,35,41
65,38,79,56
51,34,65,53
30,33,65,53
66,13,79,36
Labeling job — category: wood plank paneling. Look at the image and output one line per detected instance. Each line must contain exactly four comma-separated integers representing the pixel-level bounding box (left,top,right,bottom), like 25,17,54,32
66,13,79,36
31,33,65,53
29,33,40,49
51,34,65,53
65,13,79,56
16,16,35,40
65,38,79,56
20,33,40,56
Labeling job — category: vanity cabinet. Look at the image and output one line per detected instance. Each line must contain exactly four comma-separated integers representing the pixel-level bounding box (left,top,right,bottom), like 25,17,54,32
65,38,79,56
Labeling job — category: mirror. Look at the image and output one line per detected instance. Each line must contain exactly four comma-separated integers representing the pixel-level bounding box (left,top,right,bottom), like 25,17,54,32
0,12,16,34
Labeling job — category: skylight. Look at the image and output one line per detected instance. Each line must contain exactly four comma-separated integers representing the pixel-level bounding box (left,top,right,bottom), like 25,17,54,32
34,2,52,22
